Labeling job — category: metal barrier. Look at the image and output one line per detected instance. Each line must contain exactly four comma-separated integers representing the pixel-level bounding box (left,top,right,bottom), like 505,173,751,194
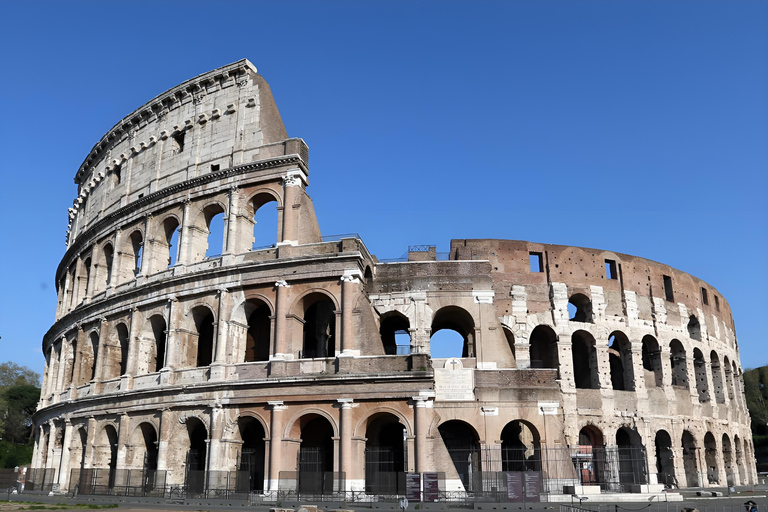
24,468,56,493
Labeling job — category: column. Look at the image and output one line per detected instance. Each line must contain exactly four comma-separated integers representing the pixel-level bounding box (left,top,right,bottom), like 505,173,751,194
338,399,354,489
340,274,360,356
123,308,139,390
85,244,100,300
280,171,305,245
54,340,67,401
161,298,178,383
273,281,291,359
70,330,83,396
57,419,74,491
413,396,431,473
138,214,152,276
116,413,130,471
156,409,172,472
177,199,192,266
213,288,229,364
110,229,122,290
224,186,239,255
207,404,224,471
268,401,286,491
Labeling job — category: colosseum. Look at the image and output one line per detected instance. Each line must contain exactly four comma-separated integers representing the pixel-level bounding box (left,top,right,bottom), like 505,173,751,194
31,59,756,502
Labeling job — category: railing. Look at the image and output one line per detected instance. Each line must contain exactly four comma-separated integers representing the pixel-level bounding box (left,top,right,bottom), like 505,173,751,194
322,233,360,242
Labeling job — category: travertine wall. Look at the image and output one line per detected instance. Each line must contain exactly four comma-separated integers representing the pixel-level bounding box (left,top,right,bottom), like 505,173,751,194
32,60,755,496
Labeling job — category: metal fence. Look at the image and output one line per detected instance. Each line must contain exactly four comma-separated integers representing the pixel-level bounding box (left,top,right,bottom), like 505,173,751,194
69,468,167,497
24,468,57,493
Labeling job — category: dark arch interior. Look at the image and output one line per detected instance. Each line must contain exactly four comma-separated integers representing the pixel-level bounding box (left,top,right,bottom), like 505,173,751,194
302,295,336,358
681,430,699,487
642,335,663,388
500,420,540,471
655,430,675,487
299,416,335,493
139,423,158,471
105,425,118,488
438,420,481,492
704,432,718,484
670,339,687,387
529,326,558,369
365,414,406,494
116,323,129,377
245,301,271,362
193,309,215,367
609,332,633,391
688,315,701,340
238,417,266,491
572,331,598,389
380,312,410,356
568,293,592,322
150,316,167,373
187,419,208,471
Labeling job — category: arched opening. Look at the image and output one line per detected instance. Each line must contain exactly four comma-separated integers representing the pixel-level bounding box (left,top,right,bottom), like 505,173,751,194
102,244,114,289
244,300,271,362
163,217,180,268
68,340,78,385
568,293,593,323
529,325,558,369
191,307,215,367
609,331,634,391
130,230,143,276
251,194,279,249
693,348,709,402
670,339,688,387
89,332,99,382
238,417,266,492
654,430,675,488
364,413,406,494
577,426,604,486
572,330,599,389
298,415,335,493
430,306,475,358
101,425,118,489
185,418,208,494
379,312,411,356
681,430,699,487
734,435,746,485
301,294,336,358
723,356,735,401
204,205,226,258
704,432,718,484
83,258,92,300
500,420,541,471
438,420,481,492
149,315,167,373
641,335,663,388
722,434,734,486
502,328,517,368
710,351,725,404
117,323,129,377
687,315,701,341
616,427,646,488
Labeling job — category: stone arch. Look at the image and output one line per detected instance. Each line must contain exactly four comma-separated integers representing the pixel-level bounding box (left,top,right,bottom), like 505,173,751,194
86,331,100,384
681,430,699,487
237,298,273,363
130,422,159,470
572,330,599,389
189,200,227,262
687,315,701,341
363,411,408,494
734,434,746,485
295,413,337,493
641,334,663,388
291,290,339,359
247,190,282,250
529,325,558,369
723,355,735,401
430,305,476,358
500,419,541,471
95,241,115,292
228,411,270,440
722,433,734,486
145,314,167,373
379,311,411,356
693,348,709,402
608,330,634,391
568,293,593,322
153,214,181,270
120,229,144,283
187,305,216,368
437,420,482,492
654,430,675,488
616,426,646,487
710,351,725,403
284,408,339,440
237,415,267,492
670,339,688,387
95,423,119,488
704,431,719,484
354,406,413,438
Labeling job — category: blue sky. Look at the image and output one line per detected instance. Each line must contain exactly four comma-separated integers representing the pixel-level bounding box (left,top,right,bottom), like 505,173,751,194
0,1,765,377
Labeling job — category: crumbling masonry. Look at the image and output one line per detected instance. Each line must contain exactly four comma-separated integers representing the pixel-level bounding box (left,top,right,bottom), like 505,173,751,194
32,60,756,499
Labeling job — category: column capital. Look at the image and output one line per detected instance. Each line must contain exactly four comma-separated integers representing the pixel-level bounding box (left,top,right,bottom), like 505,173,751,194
275,280,291,288
268,400,288,411
340,275,360,284
337,398,354,409
282,169,308,188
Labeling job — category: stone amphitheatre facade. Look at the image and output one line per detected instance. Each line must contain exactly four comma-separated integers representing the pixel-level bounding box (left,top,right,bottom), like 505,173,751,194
32,59,756,499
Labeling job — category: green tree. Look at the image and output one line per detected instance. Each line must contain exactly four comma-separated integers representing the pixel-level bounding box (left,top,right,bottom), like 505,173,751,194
0,362,41,468
0,362,39,388
744,366,768,433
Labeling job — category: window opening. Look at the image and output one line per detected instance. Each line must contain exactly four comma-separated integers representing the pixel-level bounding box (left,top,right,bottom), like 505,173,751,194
641,335,663,388
687,315,701,341
701,287,709,305
150,316,167,373
608,332,633,391
245,302,271,362
663,275,674,302
572,330,599,389
430,306,475,358
129,231,143,276
171,131,185,154
206,212,225,258
380,313,411,355
714,295,720,311
529,252,543,273
693,349,709,402
238,417,266,492
104,245,114,286
302,296,336,358
211,164,220,172
112,165,121,186
528,325,558,369
670,339,688,387
605,259,617,280
252,197,279,249
568,293,593,322
193,308,215,367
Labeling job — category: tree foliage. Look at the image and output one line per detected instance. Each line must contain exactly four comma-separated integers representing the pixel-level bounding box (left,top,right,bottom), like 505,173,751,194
744,366,768,434
0,362,41,468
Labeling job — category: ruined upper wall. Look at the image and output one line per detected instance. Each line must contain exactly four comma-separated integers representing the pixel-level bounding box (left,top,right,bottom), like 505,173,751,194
66,59,298,245
450,238,736,340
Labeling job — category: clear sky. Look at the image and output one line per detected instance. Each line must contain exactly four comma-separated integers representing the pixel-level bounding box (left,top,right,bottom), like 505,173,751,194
0,1,765,377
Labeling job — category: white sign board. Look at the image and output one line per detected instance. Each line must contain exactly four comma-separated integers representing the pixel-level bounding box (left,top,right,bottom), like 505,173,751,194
434,358,475,401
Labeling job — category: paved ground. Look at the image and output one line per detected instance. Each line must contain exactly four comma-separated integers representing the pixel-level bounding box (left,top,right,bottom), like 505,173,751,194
1,486,766,512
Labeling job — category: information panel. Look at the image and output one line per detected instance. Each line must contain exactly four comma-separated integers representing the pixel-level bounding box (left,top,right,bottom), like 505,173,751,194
405,473,421,502
523,472,541,502
423,472,439,502
505,472,523,502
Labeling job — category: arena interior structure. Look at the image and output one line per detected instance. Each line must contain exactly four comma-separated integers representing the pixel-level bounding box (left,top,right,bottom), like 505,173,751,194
31,59,756,501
